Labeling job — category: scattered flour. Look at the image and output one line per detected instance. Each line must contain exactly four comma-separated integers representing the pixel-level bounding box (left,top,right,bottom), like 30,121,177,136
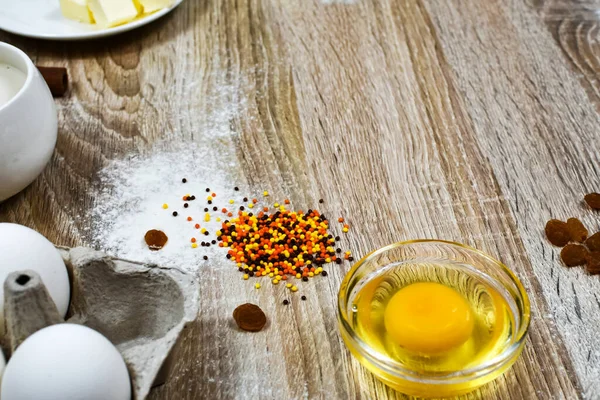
89,70,253,274
89,142,245,274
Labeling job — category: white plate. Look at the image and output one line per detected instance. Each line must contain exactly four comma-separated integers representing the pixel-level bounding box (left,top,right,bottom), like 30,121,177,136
0,0,184,41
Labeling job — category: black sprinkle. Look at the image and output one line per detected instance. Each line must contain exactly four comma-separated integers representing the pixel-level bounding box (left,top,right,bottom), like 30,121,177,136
191,195,196,200
213,207,218,211
322,271,328,277
243,197,248,202
349,257,354,262
248,271,254,277
238,267,244,272
208,200,213,205
211,240,216,245
319,199,324,203
182,178,187,183
336,248,341,253
234,187,239,191
184,203,189,208
301,295,307,301
335,259,342,265
172,211,178,217
240,206,245,211
204,231,209,236
335,236,340,241
283,300,289,305
203,256,208,260
249,213,254,217
226,254,232,259
204,208,209,212
206,188,210,192
302,277,308,282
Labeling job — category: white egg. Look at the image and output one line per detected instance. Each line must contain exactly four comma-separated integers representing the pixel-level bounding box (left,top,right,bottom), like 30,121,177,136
2,324,131,400
0,223,70,330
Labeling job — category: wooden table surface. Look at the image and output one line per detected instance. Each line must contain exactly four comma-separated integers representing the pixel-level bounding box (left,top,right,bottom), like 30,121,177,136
1,0,600,398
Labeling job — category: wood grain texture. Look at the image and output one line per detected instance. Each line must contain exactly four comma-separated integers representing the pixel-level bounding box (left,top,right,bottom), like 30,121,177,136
1,0,599,398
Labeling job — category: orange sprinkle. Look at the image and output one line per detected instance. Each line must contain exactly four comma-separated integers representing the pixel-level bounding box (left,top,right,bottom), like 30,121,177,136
187,216,192,221
252,198,258,204
212,193,217,197
338,217,345,223
191,238,197,243
195,224,200,229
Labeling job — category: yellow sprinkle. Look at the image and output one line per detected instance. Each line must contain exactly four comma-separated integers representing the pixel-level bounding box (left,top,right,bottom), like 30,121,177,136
269,273,274,278
216,230,222,236
308,272,314,277
162,203,168,209
295,273,301,279
255,283,261,289
291,286,298,292
274,203,280,207
191,243,198,249
207,196,213,201
286,283,292,288
263,191,269,197
279,206,286,212
204,213,211,222
343,227,349,233
237,262,242,267
248,203,254,209
326,257,331,263
229,199,234,204
272,279,279,285
201,228,207,233
243,274,249,280
216,217,221,222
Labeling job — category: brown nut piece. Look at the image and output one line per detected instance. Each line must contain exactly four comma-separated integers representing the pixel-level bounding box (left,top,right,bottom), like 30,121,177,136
144,229,168,251
545,219,570,247
587,252,600,275
584,193,600,210
585,232,600,252
566,218,588,243
560,244,588,267
233,303,267,332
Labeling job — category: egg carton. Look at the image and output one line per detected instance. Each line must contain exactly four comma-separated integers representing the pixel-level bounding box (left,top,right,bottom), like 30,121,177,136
2,247,199,400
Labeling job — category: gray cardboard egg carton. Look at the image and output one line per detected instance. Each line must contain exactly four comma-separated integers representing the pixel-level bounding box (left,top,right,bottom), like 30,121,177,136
2,247,199,400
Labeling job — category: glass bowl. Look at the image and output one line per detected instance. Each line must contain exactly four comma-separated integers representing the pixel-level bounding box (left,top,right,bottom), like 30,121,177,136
337,240,530,398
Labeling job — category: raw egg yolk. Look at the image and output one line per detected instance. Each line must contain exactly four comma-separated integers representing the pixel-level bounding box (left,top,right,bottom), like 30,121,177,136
384,282,474,354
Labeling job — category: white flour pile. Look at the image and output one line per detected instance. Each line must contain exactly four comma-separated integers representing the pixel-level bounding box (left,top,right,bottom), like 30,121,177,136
88,67,254,273
89,143,245,273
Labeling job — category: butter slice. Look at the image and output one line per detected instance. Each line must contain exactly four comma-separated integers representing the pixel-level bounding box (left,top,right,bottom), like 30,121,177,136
60,0,94,23
133,0,173,14
88,0,139,28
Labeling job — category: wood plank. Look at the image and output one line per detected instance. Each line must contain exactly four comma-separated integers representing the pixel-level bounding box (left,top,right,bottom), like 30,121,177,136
0,0,597,398
271,0,580,398
422,0,600,396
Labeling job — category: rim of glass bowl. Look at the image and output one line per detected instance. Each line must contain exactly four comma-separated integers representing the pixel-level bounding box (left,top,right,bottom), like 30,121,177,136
337,239,531,385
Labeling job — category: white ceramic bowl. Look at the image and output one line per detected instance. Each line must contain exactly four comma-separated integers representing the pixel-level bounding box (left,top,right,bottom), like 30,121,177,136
0,42,57,201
